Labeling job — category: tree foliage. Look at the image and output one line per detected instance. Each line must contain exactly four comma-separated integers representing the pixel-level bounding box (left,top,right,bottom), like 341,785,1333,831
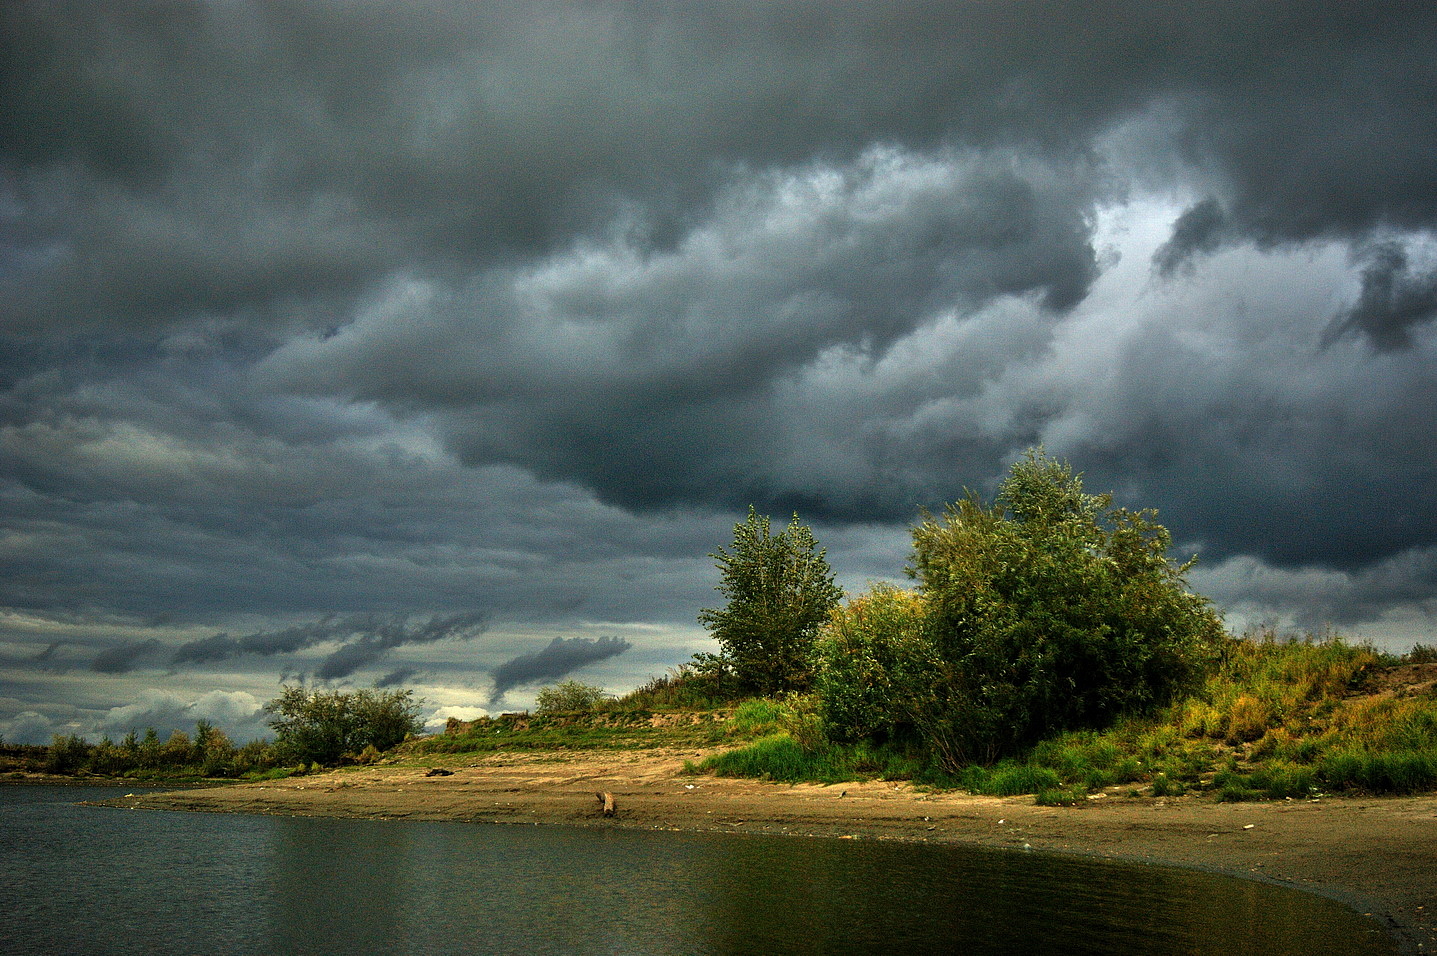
265,685,423,766
812,584,930,743
816,448,1225,769
534,679,611,713
699,507,844,695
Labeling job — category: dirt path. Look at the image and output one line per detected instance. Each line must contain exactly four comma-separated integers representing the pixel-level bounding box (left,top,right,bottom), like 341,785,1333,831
106,748,1437,953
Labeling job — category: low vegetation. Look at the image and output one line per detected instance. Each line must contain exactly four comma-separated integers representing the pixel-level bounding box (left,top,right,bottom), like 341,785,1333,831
3,685,425,782
1,721,286,782
695,633,1437,801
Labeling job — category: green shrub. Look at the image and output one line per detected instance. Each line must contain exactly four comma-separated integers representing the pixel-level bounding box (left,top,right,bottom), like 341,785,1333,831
1246,761,1318,799
1150,772,1184,797
1406,644,1437,665
1319,748,1437,794
888,448,1224,769
727,699,787,737
812,584,929,743
1035,787,1086,807
611,664,735,710
534,680,611,714
46,734,90,774
266,685,423,766
984,762,1062,797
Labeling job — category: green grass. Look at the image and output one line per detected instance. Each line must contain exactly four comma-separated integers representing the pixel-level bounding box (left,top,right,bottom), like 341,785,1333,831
408,710,730,756
693,733,914,785
682,632,1437,803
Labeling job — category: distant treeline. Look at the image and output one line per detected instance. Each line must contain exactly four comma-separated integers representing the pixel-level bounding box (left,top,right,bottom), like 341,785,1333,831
1,722,281,780
2,686,425,780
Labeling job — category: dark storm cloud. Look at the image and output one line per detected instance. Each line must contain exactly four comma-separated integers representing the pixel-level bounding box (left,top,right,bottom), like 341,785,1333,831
170,612,490,679
487,636,632,705
2,0,1437,742
1151,199,1232,277
1323,242,1437,351
261,148,1100,519
91,639,162,675
6,2,1435,336
375,667,419,690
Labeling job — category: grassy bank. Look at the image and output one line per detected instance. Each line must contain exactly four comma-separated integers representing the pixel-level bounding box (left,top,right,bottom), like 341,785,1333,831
691,635,1437,802
18,635,1434,803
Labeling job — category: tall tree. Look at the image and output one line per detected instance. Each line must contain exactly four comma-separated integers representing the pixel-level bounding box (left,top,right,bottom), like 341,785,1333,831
905,447,1225,765
699,507,843,695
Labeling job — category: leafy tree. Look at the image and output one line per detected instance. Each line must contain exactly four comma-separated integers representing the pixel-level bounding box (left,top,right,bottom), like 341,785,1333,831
904,447,1225,767
812,448,1224,770
265,686,423,766
194,720,237,777
699,507,844,695
813,584,931,743
158,730,193,768
46,734,90,774
534,679,611,713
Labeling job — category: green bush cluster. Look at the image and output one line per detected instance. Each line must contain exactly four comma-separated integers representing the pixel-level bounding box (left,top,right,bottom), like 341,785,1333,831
534,680,612,714
265,685,423,766
814,448,1225,771
24,722,281,780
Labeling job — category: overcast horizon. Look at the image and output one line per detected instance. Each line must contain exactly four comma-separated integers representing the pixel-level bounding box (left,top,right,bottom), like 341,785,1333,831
4,1,1436,746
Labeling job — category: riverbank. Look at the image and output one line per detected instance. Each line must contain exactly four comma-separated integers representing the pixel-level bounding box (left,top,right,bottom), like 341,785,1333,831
102,746,1435,954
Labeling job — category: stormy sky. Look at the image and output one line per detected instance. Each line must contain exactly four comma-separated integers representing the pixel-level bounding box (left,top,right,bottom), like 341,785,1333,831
4,1,1436,745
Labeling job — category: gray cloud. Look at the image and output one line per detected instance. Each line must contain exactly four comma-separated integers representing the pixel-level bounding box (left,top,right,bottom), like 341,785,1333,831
488,636,632,706
1323,241,1437,351
171,612,490,680
1152,199,1231,277
3,1,1436,740
6,2,1435,337
375,667,419,690
91,639,162,675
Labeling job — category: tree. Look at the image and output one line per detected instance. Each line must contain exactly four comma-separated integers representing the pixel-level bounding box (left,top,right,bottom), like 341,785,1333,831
903,447,1225,766
812,583,930,743
699,507,844,695
265,686,423,766
534,679,611,714
811,448,1225,770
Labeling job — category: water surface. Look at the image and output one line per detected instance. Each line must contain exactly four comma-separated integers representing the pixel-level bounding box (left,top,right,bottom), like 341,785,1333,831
0,785,1395,954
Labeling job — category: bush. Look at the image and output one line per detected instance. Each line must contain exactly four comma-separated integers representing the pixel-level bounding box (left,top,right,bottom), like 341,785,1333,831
265,686,423,766
534,680,611,714
985,762,1062,797
902,448,1225,768
812,585,929,743
611,662,736,710
1407,644,1437,665
46,734,90,774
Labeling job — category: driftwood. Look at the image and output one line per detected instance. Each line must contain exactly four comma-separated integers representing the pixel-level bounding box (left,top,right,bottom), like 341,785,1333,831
596,791,615,816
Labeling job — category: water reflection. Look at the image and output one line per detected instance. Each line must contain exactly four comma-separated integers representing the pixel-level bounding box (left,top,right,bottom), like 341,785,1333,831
0,788,1397,955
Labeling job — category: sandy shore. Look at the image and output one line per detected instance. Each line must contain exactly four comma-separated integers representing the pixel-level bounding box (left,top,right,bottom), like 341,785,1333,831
105,748,1436,953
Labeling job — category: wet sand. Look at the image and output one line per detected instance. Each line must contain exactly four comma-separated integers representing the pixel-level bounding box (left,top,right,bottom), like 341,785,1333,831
107,748,1436,953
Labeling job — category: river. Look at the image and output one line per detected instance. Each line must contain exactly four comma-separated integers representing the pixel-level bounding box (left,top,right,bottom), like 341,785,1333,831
0,785,1396,954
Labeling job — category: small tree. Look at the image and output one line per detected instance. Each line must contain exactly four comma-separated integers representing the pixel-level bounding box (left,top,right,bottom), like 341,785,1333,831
265,686,423,766
699,507,844,695
534,679,610,714
813,584,931,743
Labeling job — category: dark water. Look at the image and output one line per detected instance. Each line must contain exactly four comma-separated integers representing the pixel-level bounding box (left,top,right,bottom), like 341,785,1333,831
0,785,1395,955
